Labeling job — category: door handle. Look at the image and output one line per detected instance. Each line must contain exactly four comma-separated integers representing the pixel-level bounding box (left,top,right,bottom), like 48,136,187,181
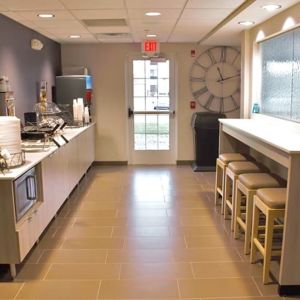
128,108,134,118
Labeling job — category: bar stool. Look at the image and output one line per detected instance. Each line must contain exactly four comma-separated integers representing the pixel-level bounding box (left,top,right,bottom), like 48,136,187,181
234,173,281,254
250,188,286,284
215,153,247,211
224,161,262,231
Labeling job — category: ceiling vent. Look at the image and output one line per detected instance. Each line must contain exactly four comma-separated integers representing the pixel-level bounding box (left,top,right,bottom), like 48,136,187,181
95,32,132,42
83,19,127,27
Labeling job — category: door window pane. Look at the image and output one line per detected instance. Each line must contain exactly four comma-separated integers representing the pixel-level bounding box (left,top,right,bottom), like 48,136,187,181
132,60,170,151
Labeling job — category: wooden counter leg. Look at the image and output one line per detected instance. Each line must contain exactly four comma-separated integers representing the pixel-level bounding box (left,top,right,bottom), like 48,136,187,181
279,155,300,296
10,264,16,279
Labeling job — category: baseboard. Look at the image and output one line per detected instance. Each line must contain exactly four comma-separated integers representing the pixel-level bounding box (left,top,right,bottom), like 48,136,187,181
278,285,300,296
176,160,193,165
93,161,128,166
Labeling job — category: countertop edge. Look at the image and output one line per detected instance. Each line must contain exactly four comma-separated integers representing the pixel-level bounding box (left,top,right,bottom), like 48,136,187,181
0,123,95,181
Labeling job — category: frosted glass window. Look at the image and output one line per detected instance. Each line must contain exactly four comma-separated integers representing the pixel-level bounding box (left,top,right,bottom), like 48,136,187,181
260,27,300,122
292,28,300,121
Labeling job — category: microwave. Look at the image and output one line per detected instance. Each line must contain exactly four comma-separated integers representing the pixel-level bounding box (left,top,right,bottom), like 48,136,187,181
13,167,38,221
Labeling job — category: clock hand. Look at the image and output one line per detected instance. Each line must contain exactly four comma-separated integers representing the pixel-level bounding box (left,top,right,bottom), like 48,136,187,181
217,67,224,81
217,73,240,82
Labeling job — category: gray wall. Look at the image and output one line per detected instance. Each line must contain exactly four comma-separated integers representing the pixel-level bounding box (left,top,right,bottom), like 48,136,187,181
0,14,61,121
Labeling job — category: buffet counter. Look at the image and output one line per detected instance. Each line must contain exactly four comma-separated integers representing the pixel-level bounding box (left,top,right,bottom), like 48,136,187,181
0,124,95,180
0,123,95,278
219,118,300,295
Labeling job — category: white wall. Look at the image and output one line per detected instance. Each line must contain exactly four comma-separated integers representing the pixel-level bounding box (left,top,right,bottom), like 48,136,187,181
61,43,239,162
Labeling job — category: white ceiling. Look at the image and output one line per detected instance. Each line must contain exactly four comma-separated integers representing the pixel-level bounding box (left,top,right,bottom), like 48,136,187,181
0,0,299,45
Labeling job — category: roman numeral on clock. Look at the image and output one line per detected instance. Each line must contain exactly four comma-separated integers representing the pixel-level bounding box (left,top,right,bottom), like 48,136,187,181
190,76,205,82
193,60,208,72
192,86,208,99
220,47,227,63
207,49,217,65
204,94,214,110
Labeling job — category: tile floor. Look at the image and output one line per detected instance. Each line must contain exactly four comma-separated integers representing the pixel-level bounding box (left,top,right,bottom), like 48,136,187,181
0,165,299,299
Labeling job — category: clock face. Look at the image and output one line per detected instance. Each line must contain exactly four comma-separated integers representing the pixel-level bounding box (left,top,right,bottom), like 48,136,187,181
190,46,241,113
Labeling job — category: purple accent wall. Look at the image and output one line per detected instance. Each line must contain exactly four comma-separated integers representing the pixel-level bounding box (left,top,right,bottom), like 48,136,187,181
0,14,61,121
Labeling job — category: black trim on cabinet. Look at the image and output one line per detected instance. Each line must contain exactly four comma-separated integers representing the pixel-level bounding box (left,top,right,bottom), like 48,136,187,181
278,285,300,296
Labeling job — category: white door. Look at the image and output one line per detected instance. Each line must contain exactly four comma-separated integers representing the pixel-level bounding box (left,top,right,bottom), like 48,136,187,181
127,58,176,164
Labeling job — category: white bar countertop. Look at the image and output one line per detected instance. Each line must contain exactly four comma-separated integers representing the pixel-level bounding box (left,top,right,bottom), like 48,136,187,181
219,118,300,154
0,123,95,181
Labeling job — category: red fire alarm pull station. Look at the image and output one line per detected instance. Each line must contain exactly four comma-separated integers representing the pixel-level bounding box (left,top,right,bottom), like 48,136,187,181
190,101,196,109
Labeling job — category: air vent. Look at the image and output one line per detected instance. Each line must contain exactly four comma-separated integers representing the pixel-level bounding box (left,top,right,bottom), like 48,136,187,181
83,19,127,27
95,32,132,42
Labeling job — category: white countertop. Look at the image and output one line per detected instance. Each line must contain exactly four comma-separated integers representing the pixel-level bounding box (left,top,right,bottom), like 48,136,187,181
0,123,95,180
219,118,300,154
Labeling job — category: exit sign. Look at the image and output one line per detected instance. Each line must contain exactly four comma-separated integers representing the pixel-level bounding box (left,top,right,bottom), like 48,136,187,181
142,39,160,56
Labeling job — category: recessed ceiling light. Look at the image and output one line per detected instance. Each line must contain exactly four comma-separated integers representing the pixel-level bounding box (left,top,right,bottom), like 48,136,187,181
238,21,255,26
69,35,81,39
147,34,157,37
37,13,55,18
262,4,282,11
145,12,161,17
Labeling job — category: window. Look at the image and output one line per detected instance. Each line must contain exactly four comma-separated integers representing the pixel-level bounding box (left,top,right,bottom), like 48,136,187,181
260,27,300,122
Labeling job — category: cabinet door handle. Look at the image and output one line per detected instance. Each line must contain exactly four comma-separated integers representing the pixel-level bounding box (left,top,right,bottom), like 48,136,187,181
26,175,36,201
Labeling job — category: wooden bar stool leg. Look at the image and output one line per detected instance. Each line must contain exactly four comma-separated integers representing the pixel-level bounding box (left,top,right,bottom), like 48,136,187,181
250,203,260,263
234,184,241,239
214,162,222,206
230,176,236,232
244,192,254,255
263,213,275,284
224,174,231,219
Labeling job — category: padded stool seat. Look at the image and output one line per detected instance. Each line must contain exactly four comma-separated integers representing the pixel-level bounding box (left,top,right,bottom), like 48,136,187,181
238,173,280,190
228,161,261,174
215,153,247,209
256,188,286,209
224,161,262,231
234,173,281,254
250,188,287,284
219,153,247,163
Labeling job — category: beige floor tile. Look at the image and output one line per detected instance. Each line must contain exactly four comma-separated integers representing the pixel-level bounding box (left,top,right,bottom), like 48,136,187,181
112,226,170,237
173,247,242,262
16,280,99,299
62,237,124,249
117,208,167,217
167,208,213,217
99,279,179,299
107,249,173,263
252,276,280,296
180,215,218,226
120,262,193,279
124,237,186,249
54,225,113,238
38,249,107,264
178,278,261,298
192,261,263,278
203,297,282,299
0,283,23,299
15,264,51,281
185,235,230,248
169,225,223,237
45,263,120,280
74,201,123,211
68,209,117,218
74,217,127,227
127,216,177,227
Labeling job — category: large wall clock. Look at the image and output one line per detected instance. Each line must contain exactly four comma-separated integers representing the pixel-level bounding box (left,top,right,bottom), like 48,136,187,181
189,46,241,113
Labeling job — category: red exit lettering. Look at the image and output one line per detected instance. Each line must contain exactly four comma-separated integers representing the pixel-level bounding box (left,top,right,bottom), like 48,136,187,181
144,40,157,52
